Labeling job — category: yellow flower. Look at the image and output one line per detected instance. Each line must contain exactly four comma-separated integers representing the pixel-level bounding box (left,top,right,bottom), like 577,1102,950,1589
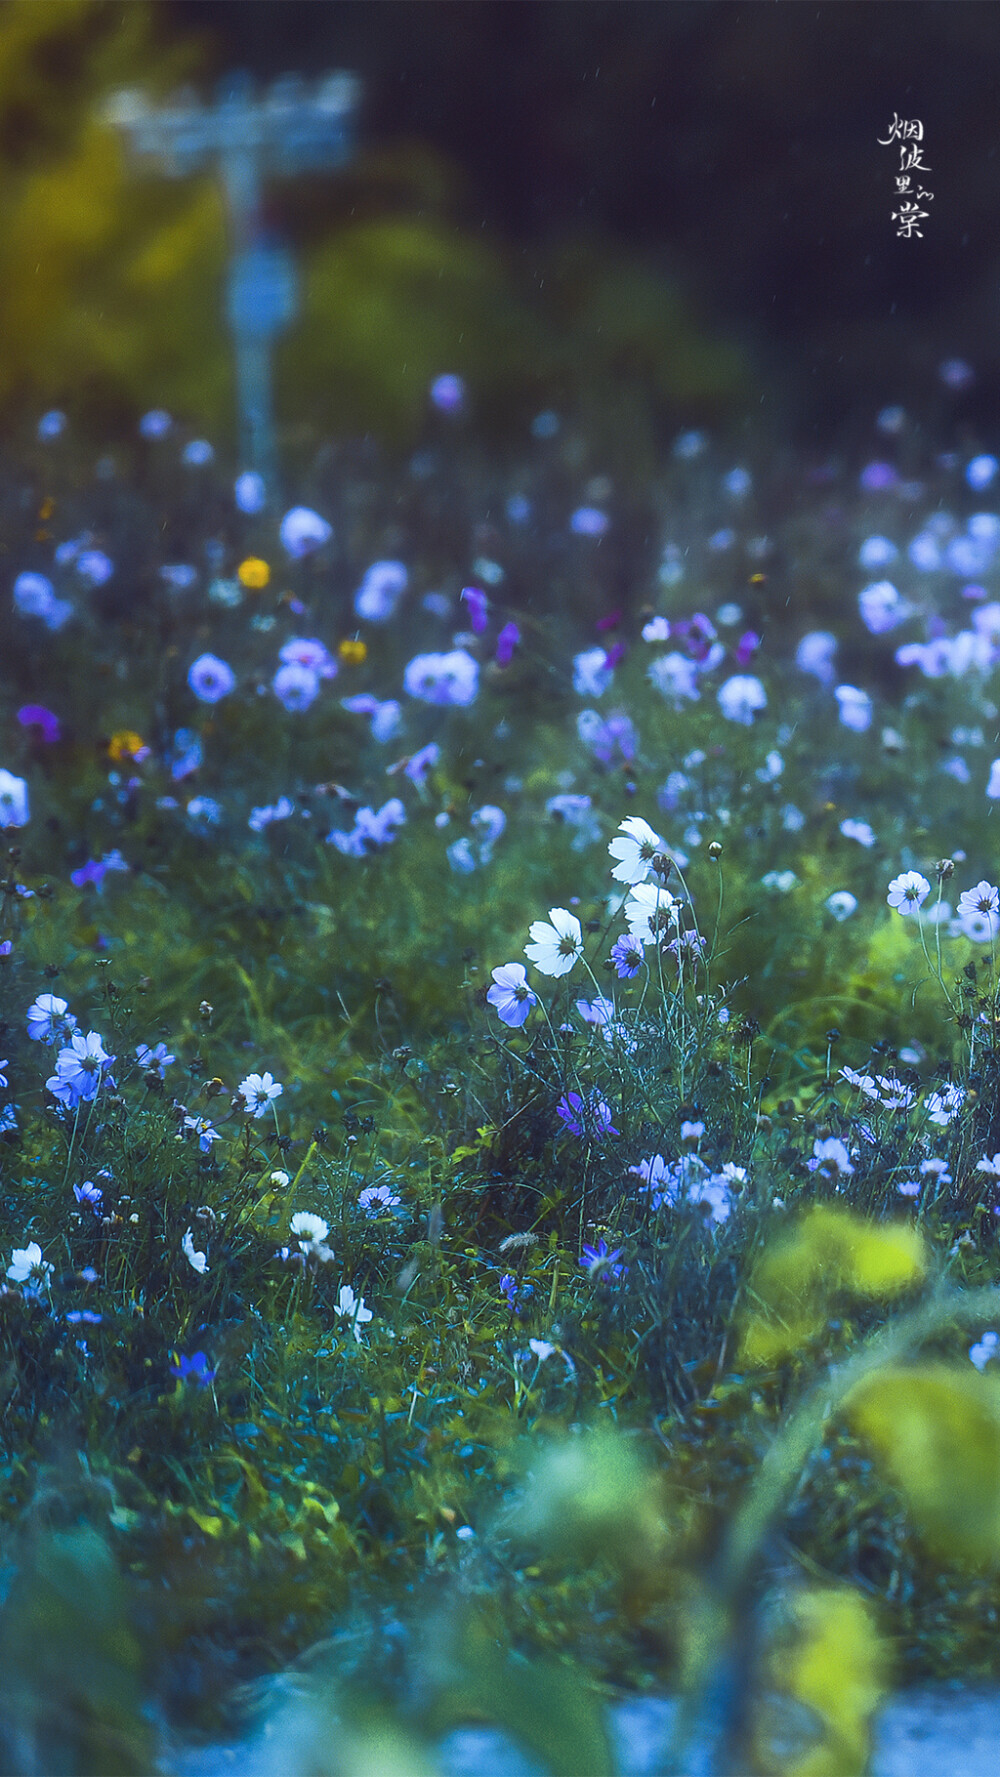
338,637,367,666
237,557,271,590
107,730,145,762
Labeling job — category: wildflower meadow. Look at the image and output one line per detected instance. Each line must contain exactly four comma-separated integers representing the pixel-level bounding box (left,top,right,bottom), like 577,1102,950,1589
2,386,1000,1776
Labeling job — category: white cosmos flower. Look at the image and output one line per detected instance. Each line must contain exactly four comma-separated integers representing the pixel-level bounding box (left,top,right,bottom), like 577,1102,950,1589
334,1283,373,1342
524,907,584,977
623,881,681,944
608,816,665,884
886,871,931,915
957,881,1000,930
7,1241,53,1285
237,1071,284,1117
181,1229,209,1274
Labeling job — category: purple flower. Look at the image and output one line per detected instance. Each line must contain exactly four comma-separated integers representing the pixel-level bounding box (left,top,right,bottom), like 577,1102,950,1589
27,993,76,1044
188,653,236,704
355,560,408,623
183,1115,221,1153
495,621,521,666
328,797,406,855
139,408,172,439
169,1350,216,1387
734,631,761,667
137,1041,175,1078
75,550,114,587
860,461,898,492
279,637,337,677
272,662,320,712
13,572,72,628
235,471,267,514
403,743,440,786
579,1238,627,1280
70,851,128,892
570,506,609,537
403,649,479,707
279,506,332,558
47,1030,115,1106
73,1180,103,1209
66,1309,102,1326
461,585,489,633
430,373,465,414
500,1273,534,1312
610,935,644,980
358,1184,401,1216
17,704,60,743
487,963,537,1027
577,709,637,765
556,1092,618,1140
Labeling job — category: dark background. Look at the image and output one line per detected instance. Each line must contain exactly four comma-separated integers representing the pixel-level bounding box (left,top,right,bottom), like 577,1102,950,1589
170,0,1000,444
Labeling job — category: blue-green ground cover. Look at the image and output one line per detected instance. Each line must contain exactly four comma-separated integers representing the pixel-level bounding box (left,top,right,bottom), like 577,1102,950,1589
2,401,1000,1773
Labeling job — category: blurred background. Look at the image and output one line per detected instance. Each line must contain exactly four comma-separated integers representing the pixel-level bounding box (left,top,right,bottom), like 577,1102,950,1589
2,0,999,466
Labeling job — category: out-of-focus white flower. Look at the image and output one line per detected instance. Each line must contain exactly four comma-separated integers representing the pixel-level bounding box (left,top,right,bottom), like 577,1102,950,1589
717,675,767,725
279,506,332,557
182,1229,209,1274
826,891,858,921
0,771,29,829
835,685,873,732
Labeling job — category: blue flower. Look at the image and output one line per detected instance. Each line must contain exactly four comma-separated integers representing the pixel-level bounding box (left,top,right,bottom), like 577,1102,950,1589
169,1350,216,1387
500,1274,534,1313
610,936,644,980
184,1115,221,1153
579,1239,627,1281
487,963,537,1027
136,1041,175,1079
47,1031,114,1106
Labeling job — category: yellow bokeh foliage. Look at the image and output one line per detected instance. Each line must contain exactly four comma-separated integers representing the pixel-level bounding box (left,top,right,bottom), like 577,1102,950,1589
754,1586,890,1777
0,0,228,426
846,1364,1000,1566
739,1206,927,1367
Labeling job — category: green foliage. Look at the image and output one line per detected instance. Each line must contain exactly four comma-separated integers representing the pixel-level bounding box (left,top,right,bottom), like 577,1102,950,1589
0,1521,152,1774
